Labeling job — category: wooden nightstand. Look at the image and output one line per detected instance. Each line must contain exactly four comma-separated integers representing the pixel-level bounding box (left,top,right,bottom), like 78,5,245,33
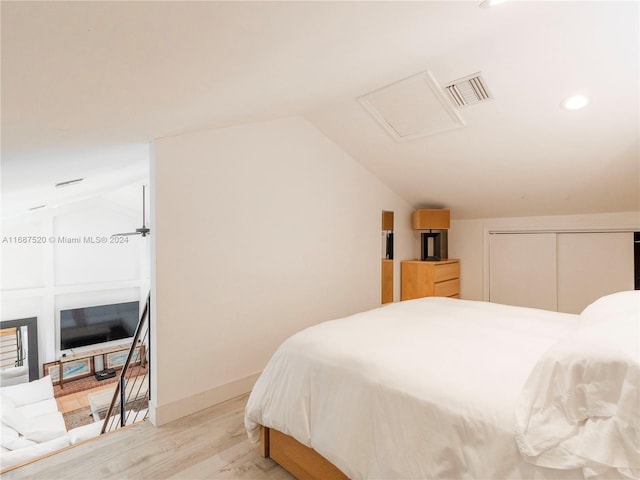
401,259,460,300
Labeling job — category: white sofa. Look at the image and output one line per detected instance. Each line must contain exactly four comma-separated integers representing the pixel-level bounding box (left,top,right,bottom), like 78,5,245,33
0,366,29,387
0,375,102,471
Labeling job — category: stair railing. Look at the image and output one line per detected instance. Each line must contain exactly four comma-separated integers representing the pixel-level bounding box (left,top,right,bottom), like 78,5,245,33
101,292,151,434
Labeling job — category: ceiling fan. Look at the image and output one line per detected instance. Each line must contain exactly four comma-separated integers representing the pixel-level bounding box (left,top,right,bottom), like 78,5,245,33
112,185,150,237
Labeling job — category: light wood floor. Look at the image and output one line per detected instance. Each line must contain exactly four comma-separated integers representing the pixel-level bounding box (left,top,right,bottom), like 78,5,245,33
4,393,294,480
55,383,115,414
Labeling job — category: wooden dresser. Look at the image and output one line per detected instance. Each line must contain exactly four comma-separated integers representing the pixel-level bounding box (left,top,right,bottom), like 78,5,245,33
401,259,460,301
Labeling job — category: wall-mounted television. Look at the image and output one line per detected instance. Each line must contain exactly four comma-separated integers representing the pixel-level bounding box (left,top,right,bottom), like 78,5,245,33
60,301,139,350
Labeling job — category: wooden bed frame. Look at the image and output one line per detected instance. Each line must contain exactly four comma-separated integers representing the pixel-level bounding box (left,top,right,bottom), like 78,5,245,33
262,427,348,480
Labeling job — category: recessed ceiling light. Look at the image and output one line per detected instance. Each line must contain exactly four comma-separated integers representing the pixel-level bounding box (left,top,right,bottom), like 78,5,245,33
55,178,84,188
479,0,509,8
561,95,590,111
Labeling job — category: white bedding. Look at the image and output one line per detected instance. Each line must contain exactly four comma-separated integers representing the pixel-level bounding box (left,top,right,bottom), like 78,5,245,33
245,297,590,479
515,291,640,480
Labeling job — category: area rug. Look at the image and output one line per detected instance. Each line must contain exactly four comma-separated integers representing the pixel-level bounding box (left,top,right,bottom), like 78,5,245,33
63,407,95,430
63,398,149,430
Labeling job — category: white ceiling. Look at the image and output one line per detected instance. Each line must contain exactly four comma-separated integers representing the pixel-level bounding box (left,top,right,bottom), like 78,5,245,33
2,1,638,219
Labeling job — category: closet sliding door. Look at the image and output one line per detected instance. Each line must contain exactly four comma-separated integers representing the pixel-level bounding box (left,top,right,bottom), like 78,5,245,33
489,231,634,314
557,232,634,313
489,233,557,310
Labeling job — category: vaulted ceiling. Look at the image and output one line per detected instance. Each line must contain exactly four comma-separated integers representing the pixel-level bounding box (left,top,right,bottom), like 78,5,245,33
2,1,638,218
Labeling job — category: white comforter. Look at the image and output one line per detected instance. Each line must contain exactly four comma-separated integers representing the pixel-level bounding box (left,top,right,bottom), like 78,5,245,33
515,292,640,480
245,297,586,479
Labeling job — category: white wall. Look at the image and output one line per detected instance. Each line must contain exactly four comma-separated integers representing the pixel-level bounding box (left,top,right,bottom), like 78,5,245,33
152,116,414,424
1,185,150,374
449,211,640,301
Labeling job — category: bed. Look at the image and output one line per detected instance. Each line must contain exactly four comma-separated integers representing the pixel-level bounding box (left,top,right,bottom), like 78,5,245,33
245,291,639,480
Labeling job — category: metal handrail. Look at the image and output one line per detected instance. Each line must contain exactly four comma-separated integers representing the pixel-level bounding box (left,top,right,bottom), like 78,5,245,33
100,292,151,434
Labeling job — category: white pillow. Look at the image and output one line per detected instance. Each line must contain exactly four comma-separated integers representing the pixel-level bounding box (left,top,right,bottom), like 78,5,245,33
0,423,20,449
2,436,38,451
0,403,67,443
23,412,67,443
514,314,639,475
580,290,640,328
0,375,54,407
0,402,30,435
0,395,16,409
16,398,59,418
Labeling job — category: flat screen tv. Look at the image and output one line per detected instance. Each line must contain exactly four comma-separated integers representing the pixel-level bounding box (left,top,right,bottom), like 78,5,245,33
60,301,139,350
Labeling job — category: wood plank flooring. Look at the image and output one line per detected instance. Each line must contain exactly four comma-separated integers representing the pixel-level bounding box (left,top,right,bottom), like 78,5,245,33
4,393,294,480
55,383,115,414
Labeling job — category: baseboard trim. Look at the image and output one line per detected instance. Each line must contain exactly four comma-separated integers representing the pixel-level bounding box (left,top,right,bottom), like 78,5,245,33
150,371,261,426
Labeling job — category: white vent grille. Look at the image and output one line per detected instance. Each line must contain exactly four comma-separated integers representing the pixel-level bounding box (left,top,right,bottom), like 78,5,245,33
445,73,492,107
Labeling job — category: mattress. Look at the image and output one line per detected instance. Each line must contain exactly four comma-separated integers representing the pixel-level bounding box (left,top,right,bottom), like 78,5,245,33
245,297,591,479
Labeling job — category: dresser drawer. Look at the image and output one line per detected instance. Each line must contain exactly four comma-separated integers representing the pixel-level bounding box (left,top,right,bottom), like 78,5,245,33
401,259,461,301
434,262,459,282
434,278,460,297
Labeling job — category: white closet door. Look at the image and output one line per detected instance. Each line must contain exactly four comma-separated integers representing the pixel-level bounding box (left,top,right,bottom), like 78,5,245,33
557,232,634,314
489,233,557,310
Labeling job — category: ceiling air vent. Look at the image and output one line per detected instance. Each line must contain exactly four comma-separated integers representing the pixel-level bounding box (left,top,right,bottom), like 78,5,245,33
359,71,465,142
445,73,492,108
